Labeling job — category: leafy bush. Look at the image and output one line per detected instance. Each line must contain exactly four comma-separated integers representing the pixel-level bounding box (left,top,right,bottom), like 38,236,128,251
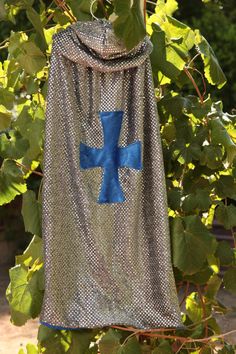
177,0,236,112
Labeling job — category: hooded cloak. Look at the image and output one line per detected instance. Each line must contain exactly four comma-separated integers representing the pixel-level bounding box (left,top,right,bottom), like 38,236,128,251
39,19,184,330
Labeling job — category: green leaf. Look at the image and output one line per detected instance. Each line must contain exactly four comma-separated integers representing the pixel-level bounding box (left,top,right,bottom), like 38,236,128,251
200,145,223,170
0,87,15,110
17,41,46,75
52,9,71,25
7,0,34,7
21,190,42,237
5,284,30,326
186,292,207,323
223,268,236,295
184,266,213,285
117,336,142,354
68,330,98,354
37,325,56,342
8,31,28,56
181,189,211,212
0,130,29,159
25,344,38,354
6,263,44,325
0,0,7,20
13,106,44,161
0,108,12,130
163,15,195,52
6,59,23,89
99,328,122,354
213,175,236,200
152,339,173,353
195,29,227,88
113,0,146,50
205,274,222,299
37,325,70,353
26,8,48,51
160,94,212,120
171,215,217,274
207,317,221,334
215,240,234,266
0,159,27,206
157,0,178,16
218,344,235,354
215,204,236,230
67,0,91,21
162,122,176,142
16,235,42,267
140,343,152,353
150,24,185,80
167,188,181,210
209,117,236,165
182,170,211,195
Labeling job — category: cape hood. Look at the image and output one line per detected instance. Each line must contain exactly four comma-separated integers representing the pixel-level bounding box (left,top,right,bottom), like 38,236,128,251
52,19,153,72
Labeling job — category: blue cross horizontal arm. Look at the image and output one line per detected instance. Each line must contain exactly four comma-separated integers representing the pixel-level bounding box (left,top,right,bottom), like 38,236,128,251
79,111,142,204
118,141,142,170
80,144,103,169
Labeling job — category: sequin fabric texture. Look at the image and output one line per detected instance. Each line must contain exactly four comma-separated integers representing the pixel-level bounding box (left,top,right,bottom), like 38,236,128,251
39,19,184,330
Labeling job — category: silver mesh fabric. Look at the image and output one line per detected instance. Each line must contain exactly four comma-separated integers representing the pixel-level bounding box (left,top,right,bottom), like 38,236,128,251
39,19,184,330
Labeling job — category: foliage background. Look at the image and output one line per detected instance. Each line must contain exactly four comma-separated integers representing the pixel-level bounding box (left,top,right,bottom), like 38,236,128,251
0,0,236,353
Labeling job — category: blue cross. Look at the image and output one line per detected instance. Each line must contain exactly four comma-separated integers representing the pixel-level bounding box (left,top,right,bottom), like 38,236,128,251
80,111,142,203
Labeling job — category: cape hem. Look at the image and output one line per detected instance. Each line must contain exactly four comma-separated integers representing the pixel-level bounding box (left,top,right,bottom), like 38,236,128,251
39,320,186,331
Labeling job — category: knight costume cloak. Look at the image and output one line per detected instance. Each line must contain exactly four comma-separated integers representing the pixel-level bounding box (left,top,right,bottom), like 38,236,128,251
39,19,184,330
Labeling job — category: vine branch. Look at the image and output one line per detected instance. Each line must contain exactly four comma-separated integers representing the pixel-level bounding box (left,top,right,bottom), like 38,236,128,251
53,0,77,22
184,67,204,104
15,161,43,177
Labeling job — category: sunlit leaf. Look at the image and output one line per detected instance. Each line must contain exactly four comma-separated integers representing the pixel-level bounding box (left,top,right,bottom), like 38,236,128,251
16,235,42,267
195,30,227,88
0,159,27,206
6,263,44,325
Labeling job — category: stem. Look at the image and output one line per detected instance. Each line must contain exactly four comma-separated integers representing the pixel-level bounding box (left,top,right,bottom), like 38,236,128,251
143,0,147,25
98,0,108,19
38,175,44,200
179,281,190,307
192,67,207,99
231,227,236,248
225,198,236,248
184,66,204,104
54,0,77,23
0,43,9,50
146,0,157,5
197,284,209,338
15,161,43,177
188,52,201,68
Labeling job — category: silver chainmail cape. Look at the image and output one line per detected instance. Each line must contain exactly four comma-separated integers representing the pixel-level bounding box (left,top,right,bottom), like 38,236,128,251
39,19,184,330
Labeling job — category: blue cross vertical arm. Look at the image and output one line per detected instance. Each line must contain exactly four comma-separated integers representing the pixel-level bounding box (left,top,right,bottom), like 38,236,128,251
80,111,142,204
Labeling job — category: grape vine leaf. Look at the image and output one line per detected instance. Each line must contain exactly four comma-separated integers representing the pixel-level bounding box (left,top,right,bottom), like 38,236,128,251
112,0,146,50
0,159,27,206
195,30,227,89
171,215,217,274
21,190,42,237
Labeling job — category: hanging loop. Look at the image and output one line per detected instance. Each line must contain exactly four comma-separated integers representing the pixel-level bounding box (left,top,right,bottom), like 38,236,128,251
90,0,99,21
